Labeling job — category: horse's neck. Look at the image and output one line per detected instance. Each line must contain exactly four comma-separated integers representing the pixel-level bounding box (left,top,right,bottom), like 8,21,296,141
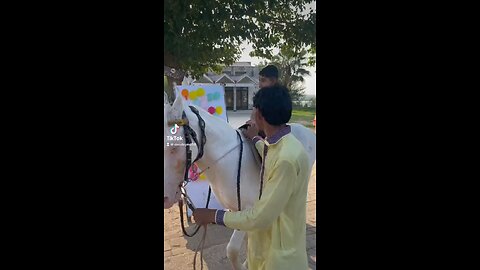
185,106,239,170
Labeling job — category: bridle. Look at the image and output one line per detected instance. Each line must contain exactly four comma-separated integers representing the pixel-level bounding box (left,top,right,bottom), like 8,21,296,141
168,105,208,237
167,105,244,270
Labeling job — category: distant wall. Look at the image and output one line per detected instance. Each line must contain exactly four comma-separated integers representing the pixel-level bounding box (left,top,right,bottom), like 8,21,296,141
293,100,314,107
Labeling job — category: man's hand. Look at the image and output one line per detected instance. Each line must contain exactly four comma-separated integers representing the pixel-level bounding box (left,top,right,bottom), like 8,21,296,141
192,208,217,226
242,120,259,140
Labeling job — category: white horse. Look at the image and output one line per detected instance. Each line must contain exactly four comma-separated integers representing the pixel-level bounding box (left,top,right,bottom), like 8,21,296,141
164,93,316,270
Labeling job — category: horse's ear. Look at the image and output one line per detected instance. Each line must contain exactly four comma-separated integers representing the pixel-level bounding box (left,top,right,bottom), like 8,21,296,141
169,93,184,119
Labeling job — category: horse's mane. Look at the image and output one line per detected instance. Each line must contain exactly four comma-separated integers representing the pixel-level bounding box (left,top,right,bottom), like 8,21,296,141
163,92,237,135
164,91,169,105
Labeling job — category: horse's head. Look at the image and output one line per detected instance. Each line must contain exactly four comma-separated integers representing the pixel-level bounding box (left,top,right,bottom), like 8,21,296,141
164,93,188,209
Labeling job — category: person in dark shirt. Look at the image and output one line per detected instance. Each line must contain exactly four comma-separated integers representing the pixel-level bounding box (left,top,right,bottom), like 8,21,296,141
240,65,280,138
258,64,279,89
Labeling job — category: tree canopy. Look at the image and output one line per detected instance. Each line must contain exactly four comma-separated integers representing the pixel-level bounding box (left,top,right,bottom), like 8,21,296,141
164,0,316,84
257,46,313,101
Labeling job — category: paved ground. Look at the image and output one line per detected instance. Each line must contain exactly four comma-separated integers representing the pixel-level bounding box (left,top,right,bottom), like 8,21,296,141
164,165,317,270
226,110,252,128
164,110,317,269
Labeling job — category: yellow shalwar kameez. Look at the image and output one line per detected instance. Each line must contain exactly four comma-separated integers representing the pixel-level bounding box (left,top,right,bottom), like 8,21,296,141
216,125,310,270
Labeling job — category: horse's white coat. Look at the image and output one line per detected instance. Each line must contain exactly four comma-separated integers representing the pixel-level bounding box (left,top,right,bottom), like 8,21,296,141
164,93,316,270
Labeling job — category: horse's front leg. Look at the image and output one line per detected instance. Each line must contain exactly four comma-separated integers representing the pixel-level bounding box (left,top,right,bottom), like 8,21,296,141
226,229,246,270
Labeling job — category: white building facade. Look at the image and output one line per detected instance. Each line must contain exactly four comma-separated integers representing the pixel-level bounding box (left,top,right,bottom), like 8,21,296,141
184,62,259,111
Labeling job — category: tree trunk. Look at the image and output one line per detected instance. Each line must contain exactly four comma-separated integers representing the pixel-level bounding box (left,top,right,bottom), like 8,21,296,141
165,76,183,103
163,69,185,103
163,53,185,103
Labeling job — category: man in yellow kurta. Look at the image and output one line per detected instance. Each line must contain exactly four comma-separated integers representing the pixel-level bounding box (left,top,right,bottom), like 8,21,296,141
193,85,311,270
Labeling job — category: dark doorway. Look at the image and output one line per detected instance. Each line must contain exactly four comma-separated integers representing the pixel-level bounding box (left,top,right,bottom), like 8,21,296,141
236,87,248,110
225,87,234,110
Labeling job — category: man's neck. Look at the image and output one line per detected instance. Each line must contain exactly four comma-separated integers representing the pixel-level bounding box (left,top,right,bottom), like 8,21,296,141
264,124,287,139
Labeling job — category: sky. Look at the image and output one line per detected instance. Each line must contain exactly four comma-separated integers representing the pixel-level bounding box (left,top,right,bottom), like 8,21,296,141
238,1,316,96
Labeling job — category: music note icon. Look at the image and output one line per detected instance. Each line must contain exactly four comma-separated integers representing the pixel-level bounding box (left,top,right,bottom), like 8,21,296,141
170,124,179,135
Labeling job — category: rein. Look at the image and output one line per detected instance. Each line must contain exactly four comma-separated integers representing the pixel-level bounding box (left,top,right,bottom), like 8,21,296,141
178,106,209,270
179,106,207,238
171,105,244,269
235,130,243,211
196,136,244,178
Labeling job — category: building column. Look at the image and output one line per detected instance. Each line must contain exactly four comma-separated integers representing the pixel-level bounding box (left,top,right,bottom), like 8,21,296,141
233,84,237,111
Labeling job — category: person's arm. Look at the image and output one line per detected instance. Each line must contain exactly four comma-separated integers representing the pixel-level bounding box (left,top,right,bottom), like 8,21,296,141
253,136,265,155
242,120,264,155
216,160,297,231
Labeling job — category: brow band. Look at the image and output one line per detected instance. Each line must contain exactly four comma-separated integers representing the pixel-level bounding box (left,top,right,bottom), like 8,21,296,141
167,119,189,126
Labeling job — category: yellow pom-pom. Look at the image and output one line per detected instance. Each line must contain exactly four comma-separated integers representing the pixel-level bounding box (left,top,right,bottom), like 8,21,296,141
189,91,197,100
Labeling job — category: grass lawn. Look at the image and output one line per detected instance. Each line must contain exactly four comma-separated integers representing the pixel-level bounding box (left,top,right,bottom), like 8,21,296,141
289,107,316,128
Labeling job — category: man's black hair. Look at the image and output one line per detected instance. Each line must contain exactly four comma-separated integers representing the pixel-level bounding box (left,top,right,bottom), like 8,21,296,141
253,85,292,126
259,65,279,79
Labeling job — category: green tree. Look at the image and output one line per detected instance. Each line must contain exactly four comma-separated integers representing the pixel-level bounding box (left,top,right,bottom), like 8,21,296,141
288,82,307,102
270,46,312,101
255,49,312,101
164,0,316,98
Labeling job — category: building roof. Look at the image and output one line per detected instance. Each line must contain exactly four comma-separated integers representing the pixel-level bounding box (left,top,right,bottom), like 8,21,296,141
206,74,222,81
215,74,235,83
191,62,260,84
193,74,258,84
231,62,251,66
193,75,214,83
235,74,258,84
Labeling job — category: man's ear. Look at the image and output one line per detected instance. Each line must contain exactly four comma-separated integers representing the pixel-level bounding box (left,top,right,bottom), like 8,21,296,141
255,108,264,123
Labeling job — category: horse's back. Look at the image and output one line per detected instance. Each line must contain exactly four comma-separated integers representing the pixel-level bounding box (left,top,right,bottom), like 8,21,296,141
290,123,316,168
240,123,316,170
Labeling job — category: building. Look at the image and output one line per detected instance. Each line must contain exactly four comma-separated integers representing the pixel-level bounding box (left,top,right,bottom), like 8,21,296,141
184,62,259,111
